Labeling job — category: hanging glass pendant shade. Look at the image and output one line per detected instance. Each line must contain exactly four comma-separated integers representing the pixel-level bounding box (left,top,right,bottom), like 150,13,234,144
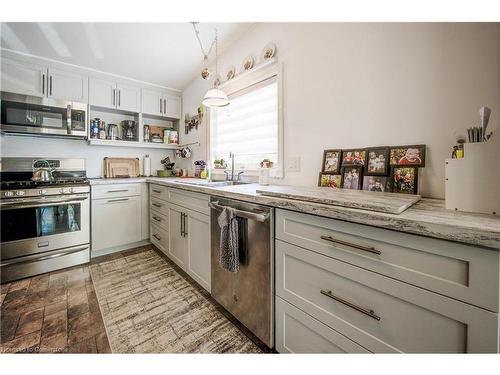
202,88,229,107
192,23,229,108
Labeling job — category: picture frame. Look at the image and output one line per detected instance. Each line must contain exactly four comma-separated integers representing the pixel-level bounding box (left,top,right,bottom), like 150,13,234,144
389,166,419,194
321,149,341,174
340,166,363,190
318,173,342,188
341,149,366,166
365,147,390,175
389,144,426,167
362,175,390,192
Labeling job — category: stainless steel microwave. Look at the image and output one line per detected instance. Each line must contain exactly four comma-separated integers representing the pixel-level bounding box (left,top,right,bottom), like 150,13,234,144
0,92,87,139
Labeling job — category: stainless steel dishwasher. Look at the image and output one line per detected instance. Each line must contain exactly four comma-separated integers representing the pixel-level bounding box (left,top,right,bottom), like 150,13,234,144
209,196,274,348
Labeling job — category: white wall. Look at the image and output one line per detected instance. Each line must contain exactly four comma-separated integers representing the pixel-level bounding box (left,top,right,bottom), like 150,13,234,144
0,135,173,178
179,23,500,198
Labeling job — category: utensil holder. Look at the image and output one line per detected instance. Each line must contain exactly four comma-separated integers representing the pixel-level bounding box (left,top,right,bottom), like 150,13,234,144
445,133,499,215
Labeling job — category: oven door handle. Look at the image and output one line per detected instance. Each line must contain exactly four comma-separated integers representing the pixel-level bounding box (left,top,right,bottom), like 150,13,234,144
0,196,89,210
209,201,269,222
0,244,89,267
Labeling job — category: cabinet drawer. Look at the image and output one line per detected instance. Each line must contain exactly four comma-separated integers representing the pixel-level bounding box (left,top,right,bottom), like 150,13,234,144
276,209,499,312
150,184,169,202
276,240,499,353
92,183,141,199
150,209,168,232
150,223,168,253
276,297,370,353
168,188,210,215
150,196,168,216
91,196,142,252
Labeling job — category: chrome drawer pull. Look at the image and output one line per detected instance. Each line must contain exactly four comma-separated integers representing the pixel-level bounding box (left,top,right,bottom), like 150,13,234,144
107,198,128,203
152,189,162,193
153,234,161,241
320,290,380,321
107,189,129,193
320,235,381,255
153,216,162,222
152,203,163,207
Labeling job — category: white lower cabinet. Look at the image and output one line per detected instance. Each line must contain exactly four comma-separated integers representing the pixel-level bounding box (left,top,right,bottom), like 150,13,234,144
185,209,211,291
91,183,149,254
276,297,370,353
149,184,211,292
91,195,142,252
274,208,500,353
168,204,187,269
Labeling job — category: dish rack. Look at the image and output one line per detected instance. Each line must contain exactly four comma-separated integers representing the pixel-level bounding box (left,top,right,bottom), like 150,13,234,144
445,133,499,215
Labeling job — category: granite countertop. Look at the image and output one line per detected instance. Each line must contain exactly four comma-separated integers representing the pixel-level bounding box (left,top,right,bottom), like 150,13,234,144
90,177,500,249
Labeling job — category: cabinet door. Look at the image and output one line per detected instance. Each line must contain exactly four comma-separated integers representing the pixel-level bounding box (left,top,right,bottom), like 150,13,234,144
142,88,163,116
168,204,186,269
186,210,211,292
1,58,47,97
89,78,116,109
165,95,181,119
116,83,141,113
48,68,88,102
91,196,142,252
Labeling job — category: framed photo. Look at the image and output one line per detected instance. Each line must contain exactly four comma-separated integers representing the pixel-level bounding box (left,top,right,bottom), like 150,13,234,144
340,166,363,190
365,147,390,175
341,149,366,166
390,166,419,194
389,145,426,167
318,173,342,188
362,176,389,192
321,149,341,174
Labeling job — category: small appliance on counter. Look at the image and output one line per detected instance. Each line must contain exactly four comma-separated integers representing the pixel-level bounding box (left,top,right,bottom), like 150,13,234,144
121,120,137,141
107,124,119,140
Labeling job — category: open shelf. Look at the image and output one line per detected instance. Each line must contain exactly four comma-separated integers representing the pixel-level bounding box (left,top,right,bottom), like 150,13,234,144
88,139,179,149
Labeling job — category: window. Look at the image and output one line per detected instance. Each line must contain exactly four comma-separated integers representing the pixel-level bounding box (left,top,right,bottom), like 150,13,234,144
210,75,281,174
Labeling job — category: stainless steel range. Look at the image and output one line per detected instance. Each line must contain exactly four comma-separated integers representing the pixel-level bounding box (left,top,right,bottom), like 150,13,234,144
0,158,90,283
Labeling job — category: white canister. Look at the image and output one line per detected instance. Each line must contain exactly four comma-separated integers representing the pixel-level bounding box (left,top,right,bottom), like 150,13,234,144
143,154,151,177
259,168,270,185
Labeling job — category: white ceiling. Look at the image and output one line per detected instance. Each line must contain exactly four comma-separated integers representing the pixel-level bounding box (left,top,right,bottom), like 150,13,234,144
0,22,253,90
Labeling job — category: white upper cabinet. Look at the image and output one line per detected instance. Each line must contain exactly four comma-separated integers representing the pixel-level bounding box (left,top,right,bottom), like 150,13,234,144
142,88,181,119
1,57,46,97
142,88,163,116
1,58,88,102
89,78,141,112
89,78,118,109
116,83,141,112
47,67,88,102
165,95,182,119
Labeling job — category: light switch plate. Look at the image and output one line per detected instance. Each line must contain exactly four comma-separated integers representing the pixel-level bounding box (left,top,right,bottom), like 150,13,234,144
287,156,301,172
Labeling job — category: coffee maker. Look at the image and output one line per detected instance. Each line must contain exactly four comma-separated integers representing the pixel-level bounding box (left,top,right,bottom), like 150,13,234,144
120,120,136,141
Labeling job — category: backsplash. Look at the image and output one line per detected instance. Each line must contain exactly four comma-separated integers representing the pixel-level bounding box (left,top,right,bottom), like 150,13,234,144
0,135,173,178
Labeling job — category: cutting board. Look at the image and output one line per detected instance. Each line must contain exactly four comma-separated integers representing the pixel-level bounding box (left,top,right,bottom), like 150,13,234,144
104,157,140,178
256,185,421,214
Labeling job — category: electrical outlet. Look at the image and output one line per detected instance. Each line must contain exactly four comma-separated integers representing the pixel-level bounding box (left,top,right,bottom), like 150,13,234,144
287,156,301,172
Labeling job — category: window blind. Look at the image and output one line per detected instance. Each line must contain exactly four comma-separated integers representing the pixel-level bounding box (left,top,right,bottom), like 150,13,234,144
211,77,278,171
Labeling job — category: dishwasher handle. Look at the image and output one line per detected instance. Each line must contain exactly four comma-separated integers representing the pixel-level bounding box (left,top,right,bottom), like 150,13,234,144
209,201,269,222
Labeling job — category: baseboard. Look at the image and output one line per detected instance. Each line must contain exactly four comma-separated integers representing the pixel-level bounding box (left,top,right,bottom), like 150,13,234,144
91,240,151,258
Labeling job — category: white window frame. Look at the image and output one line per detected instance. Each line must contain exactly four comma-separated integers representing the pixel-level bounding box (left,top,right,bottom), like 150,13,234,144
207,60,284,178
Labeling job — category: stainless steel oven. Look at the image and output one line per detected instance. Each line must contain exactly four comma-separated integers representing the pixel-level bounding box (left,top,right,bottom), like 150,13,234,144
0,92,87,139
0,157,90,283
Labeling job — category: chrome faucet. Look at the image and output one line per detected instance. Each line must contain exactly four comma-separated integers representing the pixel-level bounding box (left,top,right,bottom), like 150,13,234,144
224,152,244,181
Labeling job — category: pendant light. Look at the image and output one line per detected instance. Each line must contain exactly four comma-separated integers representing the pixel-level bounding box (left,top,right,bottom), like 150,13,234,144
191,24,229,108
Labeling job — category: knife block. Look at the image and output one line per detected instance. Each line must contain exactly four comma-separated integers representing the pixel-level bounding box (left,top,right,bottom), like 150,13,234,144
445,133,500,215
